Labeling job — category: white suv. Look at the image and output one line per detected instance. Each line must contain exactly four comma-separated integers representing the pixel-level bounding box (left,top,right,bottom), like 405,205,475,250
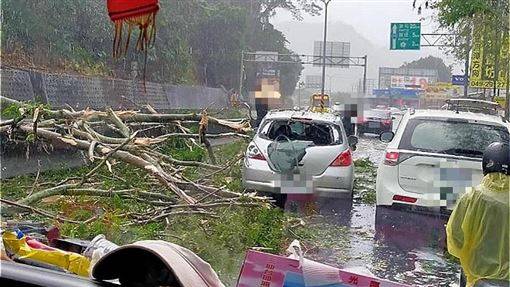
376,108,510,212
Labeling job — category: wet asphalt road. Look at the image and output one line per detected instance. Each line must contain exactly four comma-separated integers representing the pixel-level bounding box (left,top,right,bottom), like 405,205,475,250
283,134,460,287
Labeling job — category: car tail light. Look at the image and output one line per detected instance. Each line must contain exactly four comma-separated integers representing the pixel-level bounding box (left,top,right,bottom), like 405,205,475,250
247,143,266,161
330,149,352,167
249,153,266,160
382,119,392,125
384,151,399,166
393,195,417,203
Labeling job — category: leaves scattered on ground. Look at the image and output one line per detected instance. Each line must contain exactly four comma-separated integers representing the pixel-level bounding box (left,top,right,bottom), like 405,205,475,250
353,158,378,204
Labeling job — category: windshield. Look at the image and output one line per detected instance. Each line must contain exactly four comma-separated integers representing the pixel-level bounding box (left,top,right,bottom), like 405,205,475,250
399,119,510,157
258,119,342,145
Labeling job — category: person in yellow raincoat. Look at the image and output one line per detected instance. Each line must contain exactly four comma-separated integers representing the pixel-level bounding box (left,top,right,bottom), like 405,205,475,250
447,141,510,287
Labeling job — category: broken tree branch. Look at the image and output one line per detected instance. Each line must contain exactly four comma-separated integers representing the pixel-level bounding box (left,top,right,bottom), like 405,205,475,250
1,198,84,224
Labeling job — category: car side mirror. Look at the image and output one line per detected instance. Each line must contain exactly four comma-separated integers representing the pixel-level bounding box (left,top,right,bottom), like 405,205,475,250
380,131,394,143
392,116,396,120
348,135,358,150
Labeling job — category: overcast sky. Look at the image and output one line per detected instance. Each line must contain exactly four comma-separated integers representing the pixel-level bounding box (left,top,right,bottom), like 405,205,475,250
270,0,463,92
274,0,439,47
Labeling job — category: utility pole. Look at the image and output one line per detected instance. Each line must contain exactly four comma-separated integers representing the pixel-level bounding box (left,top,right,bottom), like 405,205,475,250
363,55,368,96
464,31,471,97
493,30,501,99
492,0,504,99
297,81,305,107
320,0,331,95
239,50,244,100
505,61,509,120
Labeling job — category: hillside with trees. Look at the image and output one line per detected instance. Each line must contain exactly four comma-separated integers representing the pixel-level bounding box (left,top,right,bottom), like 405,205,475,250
1,0,319,98
400,56,453,82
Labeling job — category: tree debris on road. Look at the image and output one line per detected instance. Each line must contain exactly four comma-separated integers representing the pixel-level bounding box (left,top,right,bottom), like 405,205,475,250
0,96,267,225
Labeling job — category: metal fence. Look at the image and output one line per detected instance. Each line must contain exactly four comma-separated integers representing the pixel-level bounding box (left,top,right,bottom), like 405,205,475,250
1,68,228,111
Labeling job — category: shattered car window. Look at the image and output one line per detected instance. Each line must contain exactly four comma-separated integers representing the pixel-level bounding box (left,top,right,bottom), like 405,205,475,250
258,119,341,145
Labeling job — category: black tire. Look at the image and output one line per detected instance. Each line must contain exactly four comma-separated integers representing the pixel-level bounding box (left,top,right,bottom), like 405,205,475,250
272,193,288,209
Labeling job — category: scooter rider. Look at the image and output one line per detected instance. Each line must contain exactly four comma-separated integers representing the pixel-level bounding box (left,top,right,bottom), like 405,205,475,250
446,142,510,286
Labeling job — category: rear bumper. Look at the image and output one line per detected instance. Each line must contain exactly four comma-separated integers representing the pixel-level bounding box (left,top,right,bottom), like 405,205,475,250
242,158,354,196
376,164,455,214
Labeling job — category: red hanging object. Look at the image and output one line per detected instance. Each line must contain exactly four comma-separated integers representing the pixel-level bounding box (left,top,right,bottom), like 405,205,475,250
107,0,159,58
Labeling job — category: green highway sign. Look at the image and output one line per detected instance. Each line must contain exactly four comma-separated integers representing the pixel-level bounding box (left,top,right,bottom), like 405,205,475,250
390,23,421,50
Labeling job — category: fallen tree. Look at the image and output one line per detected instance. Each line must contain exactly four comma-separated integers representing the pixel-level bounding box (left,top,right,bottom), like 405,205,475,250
0,96,267,225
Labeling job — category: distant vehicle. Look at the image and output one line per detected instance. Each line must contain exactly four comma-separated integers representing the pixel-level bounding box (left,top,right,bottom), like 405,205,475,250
358,109,393,135
242,110,358,201
376,108,510,213
388,107,404,116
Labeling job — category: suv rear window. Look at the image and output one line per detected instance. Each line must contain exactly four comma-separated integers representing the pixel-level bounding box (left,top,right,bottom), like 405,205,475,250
399,119,510,158
258,119,342,145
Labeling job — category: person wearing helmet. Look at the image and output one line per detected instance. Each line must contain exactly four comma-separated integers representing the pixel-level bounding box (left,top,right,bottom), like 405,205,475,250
446,142,510,287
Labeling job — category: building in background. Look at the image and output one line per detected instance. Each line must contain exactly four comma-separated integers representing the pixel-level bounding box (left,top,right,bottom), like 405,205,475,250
378,67,438,89
371,88,422,108
367,67,439,109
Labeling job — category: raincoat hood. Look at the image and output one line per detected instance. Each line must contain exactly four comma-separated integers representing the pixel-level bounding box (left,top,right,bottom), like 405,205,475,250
446,173,510,286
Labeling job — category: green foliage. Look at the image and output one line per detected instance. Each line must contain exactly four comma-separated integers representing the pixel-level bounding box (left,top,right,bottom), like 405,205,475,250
434,0,498,27
160,138,206,162
432,0,508,62
165,206,287,285
2,0,309,95
1,103,22,119
353,158,377,204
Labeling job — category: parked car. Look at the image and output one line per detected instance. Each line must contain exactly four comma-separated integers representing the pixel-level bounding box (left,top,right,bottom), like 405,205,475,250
242,110,358,199
358,109,393,135
376,108,510,213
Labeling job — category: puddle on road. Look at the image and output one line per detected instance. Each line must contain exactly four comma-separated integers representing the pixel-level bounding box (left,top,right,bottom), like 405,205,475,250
284,136,460,287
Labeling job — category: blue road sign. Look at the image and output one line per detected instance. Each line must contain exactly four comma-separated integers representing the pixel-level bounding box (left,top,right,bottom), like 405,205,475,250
374,88,422,98
452,75,467,86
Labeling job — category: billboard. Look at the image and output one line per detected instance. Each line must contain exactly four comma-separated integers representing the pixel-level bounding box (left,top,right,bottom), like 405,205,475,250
379,67,437,89
313,41,350,67
373,88,422,99
390,75,430,89
470,24,509,89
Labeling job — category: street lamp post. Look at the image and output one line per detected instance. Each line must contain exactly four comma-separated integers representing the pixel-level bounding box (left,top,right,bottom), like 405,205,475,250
297,81,305,107
320,0,332,95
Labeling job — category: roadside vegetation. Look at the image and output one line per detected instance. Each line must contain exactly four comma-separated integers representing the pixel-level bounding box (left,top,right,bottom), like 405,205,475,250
3,139,294,284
